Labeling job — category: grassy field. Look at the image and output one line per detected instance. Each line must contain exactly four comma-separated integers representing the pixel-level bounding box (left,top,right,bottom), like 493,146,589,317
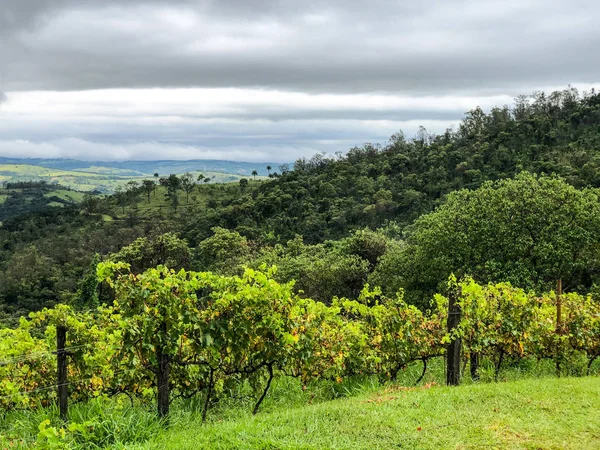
106,180,265,220
0,164,263,193
44,189,88,203
135,377,600,450
0,185,92,222
0,357,598,449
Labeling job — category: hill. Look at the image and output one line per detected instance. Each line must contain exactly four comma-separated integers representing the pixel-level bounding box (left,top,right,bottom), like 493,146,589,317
0,181,94,222
0,163,263,194
0,158,280,177
161,88,600,245
1,87,600,317
136,377,600,449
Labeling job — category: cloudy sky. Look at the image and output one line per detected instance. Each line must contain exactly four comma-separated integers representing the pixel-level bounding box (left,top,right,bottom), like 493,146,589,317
0,0,598,162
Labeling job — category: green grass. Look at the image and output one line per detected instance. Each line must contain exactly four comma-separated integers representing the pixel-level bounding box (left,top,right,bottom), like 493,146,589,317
44,189,88,203
108,181,266,219
0,164,260,194
0,357,598,449
135,377,600,450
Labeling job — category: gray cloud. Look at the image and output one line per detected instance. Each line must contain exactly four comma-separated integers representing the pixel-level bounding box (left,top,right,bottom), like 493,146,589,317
0,0,598,162
2,0,599,94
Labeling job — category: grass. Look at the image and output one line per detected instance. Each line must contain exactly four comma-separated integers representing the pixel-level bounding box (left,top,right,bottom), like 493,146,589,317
0,358,598,449
108,181,265,219
135,377,600,450
44,189,88,203
0,164,261,193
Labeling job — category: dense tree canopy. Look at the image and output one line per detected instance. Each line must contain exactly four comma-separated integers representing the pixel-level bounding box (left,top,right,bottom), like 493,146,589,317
372,173,600,305
182,88,600,244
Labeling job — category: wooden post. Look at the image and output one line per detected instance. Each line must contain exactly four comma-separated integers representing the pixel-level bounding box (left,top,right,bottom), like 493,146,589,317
56,325,68,422
446,286,462,386
470,352,480,381
556,278,562,376
157,321,170,420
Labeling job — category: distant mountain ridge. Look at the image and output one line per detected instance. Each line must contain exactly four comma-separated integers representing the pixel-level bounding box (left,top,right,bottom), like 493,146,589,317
0,158,282,177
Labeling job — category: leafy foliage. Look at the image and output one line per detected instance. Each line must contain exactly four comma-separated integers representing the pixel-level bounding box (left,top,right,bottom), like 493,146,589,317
1,268,598,421
387,173,600,305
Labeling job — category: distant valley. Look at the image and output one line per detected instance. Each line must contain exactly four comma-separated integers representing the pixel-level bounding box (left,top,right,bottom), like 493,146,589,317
0,158,277,193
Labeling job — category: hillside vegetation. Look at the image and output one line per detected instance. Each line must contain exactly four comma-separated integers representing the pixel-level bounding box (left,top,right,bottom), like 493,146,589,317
178,88,600,244
0,181,92,222
2,88,600,317
0,163,256,194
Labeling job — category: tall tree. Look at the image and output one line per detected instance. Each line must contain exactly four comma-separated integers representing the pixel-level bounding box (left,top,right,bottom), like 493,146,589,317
142,179,155,203
389,173,600,305
125,181,140,208
114,185,127,214
153,172,159,194
110,232,192,273
180,172,196,204
81,193,100,215
252,170,258,181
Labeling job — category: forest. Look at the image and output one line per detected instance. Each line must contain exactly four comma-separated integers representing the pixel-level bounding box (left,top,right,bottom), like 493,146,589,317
1,88,600,448
1,87,600,318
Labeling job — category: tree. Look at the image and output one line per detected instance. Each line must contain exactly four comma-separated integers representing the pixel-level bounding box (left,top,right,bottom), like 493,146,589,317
195,227,251,275
166,174,180,194
114,186,127,214
153,173,159,194
252,170,258,181
266,165,272,176
197,174,205,183
394,173,600,305
180,172,196,204
110,232,192,274
81,193,100,215
239,178,249,190
166,174,181,209
0,245,61,315
125,181,140,207
142,180,155,203
171,192,180,211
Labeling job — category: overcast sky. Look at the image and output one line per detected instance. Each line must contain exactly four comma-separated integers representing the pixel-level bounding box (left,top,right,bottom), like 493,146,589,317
0,0,598,162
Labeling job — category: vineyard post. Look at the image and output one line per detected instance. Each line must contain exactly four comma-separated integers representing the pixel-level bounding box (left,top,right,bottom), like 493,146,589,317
157,321,170,420
446,286,462,386
56,325,68,422
470,352,480,381
556,278,562,376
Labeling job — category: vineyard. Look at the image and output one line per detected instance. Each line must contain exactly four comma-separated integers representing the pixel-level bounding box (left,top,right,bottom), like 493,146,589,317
1,262,599,447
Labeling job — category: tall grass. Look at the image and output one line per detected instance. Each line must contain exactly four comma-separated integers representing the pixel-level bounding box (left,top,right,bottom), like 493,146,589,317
0,357,597,449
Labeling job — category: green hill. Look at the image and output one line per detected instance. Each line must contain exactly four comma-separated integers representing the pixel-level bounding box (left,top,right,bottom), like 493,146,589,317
1,87,600,317
179,88,600,244
0,158,278,178
0,163,257,194
135,377,600,450
0,182,95,222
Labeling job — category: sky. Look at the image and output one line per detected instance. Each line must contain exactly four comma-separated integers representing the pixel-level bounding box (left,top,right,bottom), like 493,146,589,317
0,0,599,163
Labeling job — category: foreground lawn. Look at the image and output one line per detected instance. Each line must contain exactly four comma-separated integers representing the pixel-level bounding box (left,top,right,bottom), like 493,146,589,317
134,377,600,450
